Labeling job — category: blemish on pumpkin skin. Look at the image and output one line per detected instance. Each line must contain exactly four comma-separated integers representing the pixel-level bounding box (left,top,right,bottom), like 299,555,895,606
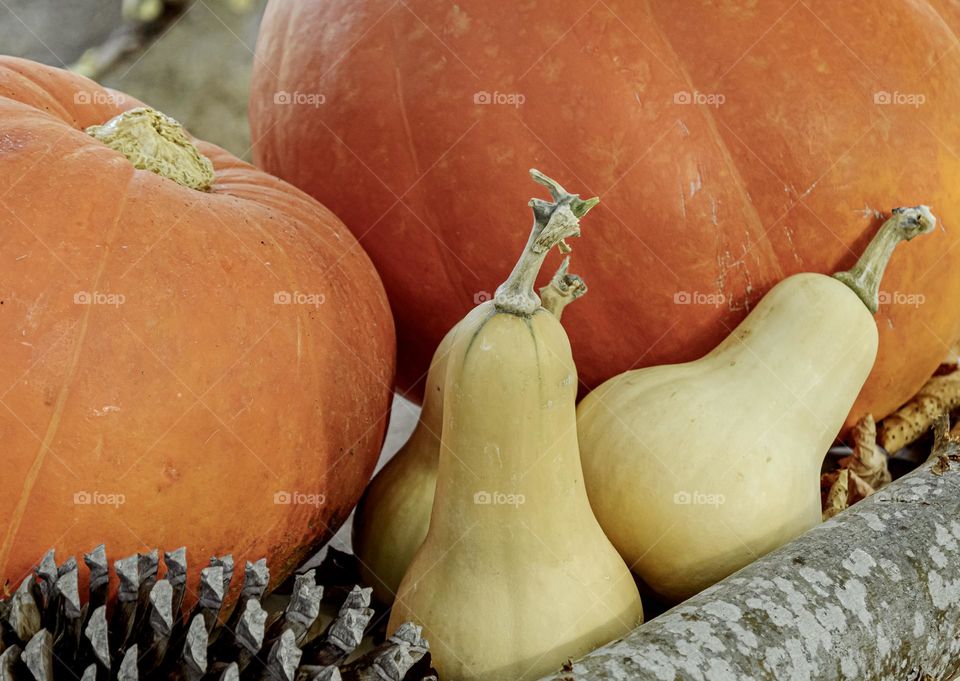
91,436,105,463
0,132,33,152
689,171,703,199
809,47,831,74
163,461,181,482
444,5,471,37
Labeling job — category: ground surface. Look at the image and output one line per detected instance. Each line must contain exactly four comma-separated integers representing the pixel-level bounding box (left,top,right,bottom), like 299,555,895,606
2,0,263,156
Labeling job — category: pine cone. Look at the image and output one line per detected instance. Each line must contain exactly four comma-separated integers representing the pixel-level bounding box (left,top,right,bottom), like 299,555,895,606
0,547,436,681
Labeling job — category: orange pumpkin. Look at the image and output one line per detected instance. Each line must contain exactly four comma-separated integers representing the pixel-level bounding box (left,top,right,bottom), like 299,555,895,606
0,57,395,595
250,0,960,433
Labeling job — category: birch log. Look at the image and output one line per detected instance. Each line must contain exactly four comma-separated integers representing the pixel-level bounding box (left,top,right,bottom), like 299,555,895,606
541,424,960,681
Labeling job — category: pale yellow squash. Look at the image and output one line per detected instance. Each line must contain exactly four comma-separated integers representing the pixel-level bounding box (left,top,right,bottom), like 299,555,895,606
352,258,587,605
577,206,936,603
388,171,643,681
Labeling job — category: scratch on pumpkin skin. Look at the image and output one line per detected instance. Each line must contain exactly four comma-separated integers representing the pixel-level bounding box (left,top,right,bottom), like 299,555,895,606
296,315,303,375
800,180,819,199
394,66,422,181
646,9,773,311
0,184,130,577
783,223,803,264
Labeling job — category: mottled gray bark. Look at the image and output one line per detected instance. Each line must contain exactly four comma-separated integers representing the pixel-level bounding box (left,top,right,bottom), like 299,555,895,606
541,428,960,681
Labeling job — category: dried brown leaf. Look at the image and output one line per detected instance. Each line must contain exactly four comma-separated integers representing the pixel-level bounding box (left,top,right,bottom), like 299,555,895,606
823,469,850,520
932,455,951,476
847,470,876,501
840,415,890,490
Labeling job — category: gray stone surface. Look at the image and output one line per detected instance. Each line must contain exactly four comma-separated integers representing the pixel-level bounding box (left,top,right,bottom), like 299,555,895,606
539,427,960,681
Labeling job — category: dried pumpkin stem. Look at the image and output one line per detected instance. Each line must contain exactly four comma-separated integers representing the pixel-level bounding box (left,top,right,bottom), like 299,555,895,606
879,370,960,452
540,256,588,320
494,169,598,316
86,106,215,191
833,206,936,313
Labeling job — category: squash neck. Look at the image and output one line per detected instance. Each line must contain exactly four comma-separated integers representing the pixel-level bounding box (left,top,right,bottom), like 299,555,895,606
832,206,935,313
493,170,598,317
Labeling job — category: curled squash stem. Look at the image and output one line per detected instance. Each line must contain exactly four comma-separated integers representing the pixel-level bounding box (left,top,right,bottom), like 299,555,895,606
494,169,598,316
833,206,936,313
540,256,587,320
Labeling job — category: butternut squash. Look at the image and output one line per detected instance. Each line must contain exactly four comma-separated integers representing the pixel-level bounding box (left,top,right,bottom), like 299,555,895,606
577,206,936,603
352,258,588,605
388,171,643,680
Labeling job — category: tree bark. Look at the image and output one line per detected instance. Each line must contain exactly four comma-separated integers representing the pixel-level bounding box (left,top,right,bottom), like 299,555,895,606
540,426,960,681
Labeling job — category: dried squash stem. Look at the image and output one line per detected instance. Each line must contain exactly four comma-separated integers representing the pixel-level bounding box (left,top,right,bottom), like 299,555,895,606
540,256,587,320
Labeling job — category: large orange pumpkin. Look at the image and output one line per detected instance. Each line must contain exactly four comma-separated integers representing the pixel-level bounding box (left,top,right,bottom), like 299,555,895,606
250,0,960,433
0,57,395,594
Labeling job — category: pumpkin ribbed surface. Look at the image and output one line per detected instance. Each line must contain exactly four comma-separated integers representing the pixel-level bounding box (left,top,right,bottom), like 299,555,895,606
250,1,960,432
0,57,395,595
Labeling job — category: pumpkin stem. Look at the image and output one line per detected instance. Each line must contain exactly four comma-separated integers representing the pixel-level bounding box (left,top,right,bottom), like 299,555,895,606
86,106,215,191
494,170,598,316
832,206,936,313
540,256,587,320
